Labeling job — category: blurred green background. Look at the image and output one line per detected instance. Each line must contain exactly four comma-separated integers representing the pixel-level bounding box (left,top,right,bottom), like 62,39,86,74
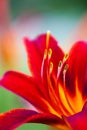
0,0,87,130
10,0,87,17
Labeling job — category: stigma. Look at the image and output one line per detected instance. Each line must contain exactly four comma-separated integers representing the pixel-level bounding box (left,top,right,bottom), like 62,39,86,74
46,30,50,49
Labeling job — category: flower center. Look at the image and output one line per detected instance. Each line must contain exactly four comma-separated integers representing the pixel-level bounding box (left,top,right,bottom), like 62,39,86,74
41,32,76,116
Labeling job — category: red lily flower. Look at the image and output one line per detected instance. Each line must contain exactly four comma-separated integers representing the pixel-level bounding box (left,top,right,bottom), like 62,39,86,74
0,32,87,130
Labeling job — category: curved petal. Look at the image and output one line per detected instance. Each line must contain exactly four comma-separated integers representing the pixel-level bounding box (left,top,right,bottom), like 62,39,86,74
65,102,87,130
0,108,68,130
66,41,87,97
24,34,64,79
0,109,37,130
0,71,52,112
27,113,69,130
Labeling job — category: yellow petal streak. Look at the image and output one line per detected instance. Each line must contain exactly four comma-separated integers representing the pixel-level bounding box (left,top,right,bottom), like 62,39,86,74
73,78,83,112
58,84,74,115
54,124,71,130
41,97,61,117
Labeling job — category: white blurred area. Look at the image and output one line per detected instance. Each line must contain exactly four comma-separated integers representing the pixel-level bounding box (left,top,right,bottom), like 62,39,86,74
0,0,87,75
14,13,79,51
10,12,87,68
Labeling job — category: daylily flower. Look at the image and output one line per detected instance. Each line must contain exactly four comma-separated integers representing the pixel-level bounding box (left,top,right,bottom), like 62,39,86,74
0,32,87,130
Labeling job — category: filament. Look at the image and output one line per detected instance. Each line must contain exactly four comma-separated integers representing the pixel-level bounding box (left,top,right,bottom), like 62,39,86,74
41,49,47,78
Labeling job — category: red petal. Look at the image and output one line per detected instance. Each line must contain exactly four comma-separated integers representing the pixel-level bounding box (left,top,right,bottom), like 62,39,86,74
24,34,64,79
0,109,37,130
65,102,87,130
0,109,68,130
27,113,69,130
0,71,52,112
66,41,87,97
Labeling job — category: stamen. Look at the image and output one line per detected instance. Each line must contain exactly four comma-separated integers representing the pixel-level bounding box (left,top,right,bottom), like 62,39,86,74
63,53,69,62
56,62,72,115
46,31,50,49
48,48,52,59
63,64,69,75
41,49,47,78
58,60,62,67
57,60,62,79
43,49,47,59
57,53,68,80
63,64,69,86
49,62,53,74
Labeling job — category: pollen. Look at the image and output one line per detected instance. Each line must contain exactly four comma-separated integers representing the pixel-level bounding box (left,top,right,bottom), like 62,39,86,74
63,53,69,62
63,64,69,86
57,60,62,79
49,62,53,74
57,53,69,79
43,49,47,59
63,64,69,74
48,48,52,59
58,60,62,68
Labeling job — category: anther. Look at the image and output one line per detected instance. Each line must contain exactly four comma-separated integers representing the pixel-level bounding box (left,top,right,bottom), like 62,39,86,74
63,53,69,62
48,48,52,59
49,62,53,74
57,60,63,79
46,31,50,49
63,64,69,75
43,49,47,59
63,64,69,85
58,60,62,68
